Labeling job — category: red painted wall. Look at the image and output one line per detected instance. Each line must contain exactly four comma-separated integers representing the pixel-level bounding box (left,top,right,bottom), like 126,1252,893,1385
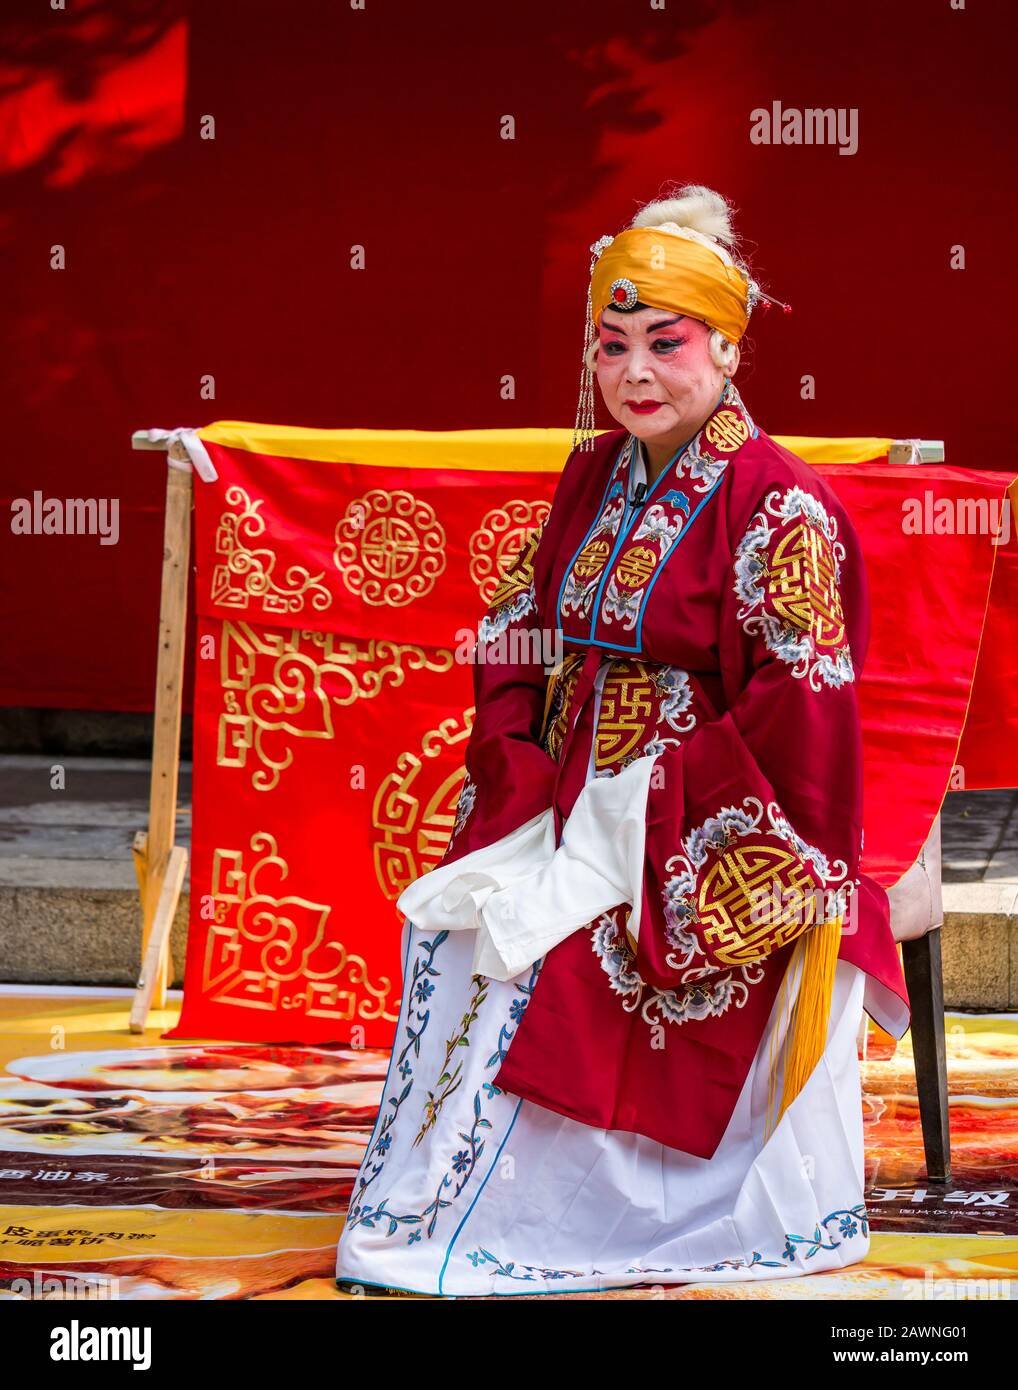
1,0,1013,709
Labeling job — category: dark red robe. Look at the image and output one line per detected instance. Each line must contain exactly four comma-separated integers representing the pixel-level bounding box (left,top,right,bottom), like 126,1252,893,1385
434,380,909,1159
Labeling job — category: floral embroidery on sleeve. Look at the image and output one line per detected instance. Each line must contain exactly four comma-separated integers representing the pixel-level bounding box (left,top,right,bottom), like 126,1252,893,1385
476,520,545,642
733,484,854,691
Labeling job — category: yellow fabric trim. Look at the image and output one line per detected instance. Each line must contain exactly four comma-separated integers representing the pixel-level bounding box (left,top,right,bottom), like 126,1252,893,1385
197,421,896,471
774,435,894,465
197,423,579,472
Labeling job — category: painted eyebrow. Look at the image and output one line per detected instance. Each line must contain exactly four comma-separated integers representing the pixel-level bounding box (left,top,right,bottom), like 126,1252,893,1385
600,314,686,335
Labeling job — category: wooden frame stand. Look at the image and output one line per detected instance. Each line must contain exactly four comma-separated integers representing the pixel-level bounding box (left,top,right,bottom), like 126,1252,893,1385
128,437,194,1031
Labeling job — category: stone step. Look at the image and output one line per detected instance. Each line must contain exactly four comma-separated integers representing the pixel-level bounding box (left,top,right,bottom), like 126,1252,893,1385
1,756,1017,1007
0,756,191,987
938,787,1018,1009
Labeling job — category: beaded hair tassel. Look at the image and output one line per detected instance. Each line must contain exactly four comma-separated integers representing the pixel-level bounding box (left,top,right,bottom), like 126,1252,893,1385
572,234,615,453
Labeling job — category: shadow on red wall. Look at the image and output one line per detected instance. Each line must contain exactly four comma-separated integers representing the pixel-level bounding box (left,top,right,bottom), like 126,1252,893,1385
1,0,1013,710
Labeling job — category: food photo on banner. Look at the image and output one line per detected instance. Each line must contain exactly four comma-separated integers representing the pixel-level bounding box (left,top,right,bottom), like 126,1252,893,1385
1,0,1017,1348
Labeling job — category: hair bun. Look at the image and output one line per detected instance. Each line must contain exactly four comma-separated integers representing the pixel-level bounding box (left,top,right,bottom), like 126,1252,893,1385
630,184,736,249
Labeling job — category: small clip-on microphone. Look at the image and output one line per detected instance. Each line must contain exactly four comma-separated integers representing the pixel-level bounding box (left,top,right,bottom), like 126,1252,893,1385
628,481,648,508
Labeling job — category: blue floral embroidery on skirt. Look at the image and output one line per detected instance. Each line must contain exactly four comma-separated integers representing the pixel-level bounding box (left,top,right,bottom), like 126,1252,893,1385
345,929,539,1245
464,1204,869,1282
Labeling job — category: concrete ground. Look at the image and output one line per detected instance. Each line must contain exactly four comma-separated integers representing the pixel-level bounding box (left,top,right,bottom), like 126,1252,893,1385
0,754,1017,1006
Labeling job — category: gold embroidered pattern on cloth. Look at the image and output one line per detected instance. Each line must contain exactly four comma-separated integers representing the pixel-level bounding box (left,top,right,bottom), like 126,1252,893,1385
592,795,853,1027
487,519,543,609
477,522,547,642
205,831,396,1022
542,657,699,771
373,707,475,897
615,547,658,588
594,662,656,769
768,518,846,649
574,537,612,581
334,488,446,607
699,841,820,967
469,502,550,605
213,486,333,614
540,652,585,762
705,408,750,453
733,484,855,690
216,622,453,792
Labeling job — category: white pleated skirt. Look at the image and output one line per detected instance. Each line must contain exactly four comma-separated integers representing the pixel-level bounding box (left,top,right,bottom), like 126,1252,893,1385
335,916,870,1297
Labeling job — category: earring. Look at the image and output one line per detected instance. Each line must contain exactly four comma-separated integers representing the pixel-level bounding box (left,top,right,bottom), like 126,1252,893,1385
572,235,614,453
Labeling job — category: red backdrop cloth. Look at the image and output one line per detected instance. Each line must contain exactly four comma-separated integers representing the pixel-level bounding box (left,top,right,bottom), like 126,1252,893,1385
956,500,1018,790
819,466,1018,876
164,433,1015,1046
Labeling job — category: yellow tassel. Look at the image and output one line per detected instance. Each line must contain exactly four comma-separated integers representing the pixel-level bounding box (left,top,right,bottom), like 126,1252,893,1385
763,914,843,1142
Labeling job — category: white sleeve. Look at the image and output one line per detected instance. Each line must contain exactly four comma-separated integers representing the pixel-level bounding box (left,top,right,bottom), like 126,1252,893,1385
395,808,556,933
476,753,656,981
395,754,656,985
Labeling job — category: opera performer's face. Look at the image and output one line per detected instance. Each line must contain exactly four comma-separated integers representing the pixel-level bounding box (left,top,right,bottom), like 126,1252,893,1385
595,306,729,455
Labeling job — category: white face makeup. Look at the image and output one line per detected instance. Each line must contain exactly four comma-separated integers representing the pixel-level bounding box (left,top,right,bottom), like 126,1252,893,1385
595,306,736,475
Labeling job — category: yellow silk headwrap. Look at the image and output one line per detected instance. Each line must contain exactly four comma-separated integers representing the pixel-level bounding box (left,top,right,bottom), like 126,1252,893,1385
590,226,751,344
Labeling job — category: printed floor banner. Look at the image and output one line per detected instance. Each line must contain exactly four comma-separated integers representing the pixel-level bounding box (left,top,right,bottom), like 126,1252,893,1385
162,425,1018,1046
3,989,1018,1300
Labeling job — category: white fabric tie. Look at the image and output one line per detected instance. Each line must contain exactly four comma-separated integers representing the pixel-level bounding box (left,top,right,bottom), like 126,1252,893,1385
142,427,219,483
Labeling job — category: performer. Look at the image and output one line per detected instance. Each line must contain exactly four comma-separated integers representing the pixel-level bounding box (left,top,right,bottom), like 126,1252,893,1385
335,184,910,1297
